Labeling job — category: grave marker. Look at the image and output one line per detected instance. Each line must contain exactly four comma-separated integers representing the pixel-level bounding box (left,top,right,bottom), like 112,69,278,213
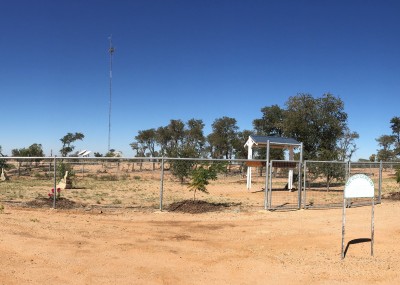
0,168,7,181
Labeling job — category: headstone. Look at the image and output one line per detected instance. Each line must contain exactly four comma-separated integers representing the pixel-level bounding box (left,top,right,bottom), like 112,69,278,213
0,168,7,181
57,171,72,189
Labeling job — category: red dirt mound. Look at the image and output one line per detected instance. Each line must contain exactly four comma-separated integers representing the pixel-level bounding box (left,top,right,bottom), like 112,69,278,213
383,191,400,200
167,200,237,214
24,197,85,209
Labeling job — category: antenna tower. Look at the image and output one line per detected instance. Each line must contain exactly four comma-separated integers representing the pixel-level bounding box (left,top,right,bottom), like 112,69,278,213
108,35,115,151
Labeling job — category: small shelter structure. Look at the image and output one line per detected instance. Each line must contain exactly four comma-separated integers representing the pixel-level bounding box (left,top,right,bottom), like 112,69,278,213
244,135,303,190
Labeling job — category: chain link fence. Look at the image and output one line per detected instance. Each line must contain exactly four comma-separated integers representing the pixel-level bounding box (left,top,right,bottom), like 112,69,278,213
0,157,56,204
303,161,348,208
303,161,400,208
0,157,266,211
266,160,302,210
0,157,398,211
375,161,400,199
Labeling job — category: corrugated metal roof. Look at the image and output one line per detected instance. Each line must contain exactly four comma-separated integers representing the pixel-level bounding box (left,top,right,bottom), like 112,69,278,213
249,135,301,146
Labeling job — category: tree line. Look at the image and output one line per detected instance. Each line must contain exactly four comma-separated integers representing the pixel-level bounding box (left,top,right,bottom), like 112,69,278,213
131,93,359,162
374,117,400,162
1,93,399,163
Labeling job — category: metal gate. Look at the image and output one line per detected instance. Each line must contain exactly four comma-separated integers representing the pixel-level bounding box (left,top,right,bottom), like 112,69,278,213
266,160,302,210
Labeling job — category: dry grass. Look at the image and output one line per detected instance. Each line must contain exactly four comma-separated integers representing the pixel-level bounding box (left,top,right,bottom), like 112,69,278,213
0,161,398,211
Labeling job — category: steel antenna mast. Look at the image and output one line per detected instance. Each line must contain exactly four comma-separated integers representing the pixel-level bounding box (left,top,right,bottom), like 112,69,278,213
108,35,115,151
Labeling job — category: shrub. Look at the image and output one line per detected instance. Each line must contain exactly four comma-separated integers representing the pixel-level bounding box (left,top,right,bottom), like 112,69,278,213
188,162,227,201
57,162,75,181
395,166,400,184
112,199,122,204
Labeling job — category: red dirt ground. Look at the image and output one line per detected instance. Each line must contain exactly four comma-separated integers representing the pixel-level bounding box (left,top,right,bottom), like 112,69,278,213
0,200,399,284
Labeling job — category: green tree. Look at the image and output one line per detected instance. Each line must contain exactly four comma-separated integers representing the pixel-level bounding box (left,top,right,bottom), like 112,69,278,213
395,166,400,184
232,130,253,159
375,117,400,162
230,130,254,175
28,143,45,157
253,105,285,136
284,93,348,160
129,142,140,156
11,143,45,175
133,128,157,157
130,137,150,171
168,119,205,182
337,128,359,161
60,132,84,157
188,162,226,201
185,119,206,156
166,119,185,156
56,161,75,184
390,116,400,156
11,143,44,158
390,117,400,143
284,94,349,187
253,93,352,163
147,119,206,182
252,94,350,187
168,148,196,183
151,119,206,159
313,150,346,191
252,105,285,161
207,116,239,159
376,135,396,161
105,149,122,157
154,126,170,156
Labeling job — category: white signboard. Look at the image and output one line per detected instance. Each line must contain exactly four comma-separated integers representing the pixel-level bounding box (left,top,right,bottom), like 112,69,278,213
344,174,374,198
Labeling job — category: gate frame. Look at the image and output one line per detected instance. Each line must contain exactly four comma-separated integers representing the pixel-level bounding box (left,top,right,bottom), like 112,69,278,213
266,159,303,210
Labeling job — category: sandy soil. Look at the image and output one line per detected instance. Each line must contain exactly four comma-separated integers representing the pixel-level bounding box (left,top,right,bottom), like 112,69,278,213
0,201,399,285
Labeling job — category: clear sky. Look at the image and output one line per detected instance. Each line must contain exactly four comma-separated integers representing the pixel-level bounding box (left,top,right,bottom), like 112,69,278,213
1,0,399,160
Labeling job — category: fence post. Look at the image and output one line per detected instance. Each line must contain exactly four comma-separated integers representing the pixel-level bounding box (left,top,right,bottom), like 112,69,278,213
297,161,302,209
264,141,270,210
269,161,273,209
303,161,307,208
159,157,165,211
53,156,57,209
346,161,351,181
378,161,383,203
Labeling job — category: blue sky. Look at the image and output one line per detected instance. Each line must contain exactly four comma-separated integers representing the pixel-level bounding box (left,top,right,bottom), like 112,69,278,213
1,0,399,160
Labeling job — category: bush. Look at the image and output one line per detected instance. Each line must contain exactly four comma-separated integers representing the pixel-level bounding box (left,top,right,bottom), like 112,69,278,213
395,166,400,184
0,158,7,170
170,159,195,183
188,162,227,201
57,162,75,180
96,174,119,181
